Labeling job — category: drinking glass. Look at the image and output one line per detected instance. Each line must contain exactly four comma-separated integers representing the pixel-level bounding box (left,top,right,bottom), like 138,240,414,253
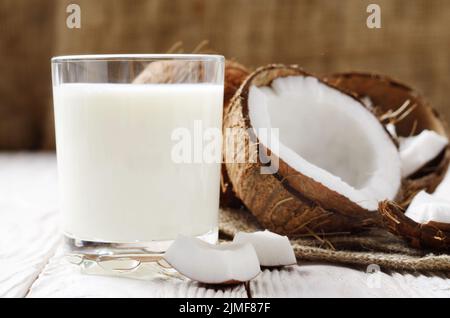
51,54,224,262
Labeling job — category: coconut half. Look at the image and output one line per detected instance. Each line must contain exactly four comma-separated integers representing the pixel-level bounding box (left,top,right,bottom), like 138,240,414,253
224,65,401,235
233,230,296,267
163,235,260,284
325,72,450,206
249,75,401,211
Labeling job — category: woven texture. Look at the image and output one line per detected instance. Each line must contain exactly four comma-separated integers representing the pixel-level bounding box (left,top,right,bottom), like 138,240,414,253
219,208,450,272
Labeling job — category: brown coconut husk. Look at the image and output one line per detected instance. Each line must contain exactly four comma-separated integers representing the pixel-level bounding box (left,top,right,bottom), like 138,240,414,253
323,72,450,207
224,65,385,236
220,60,250,208
379,200,450,250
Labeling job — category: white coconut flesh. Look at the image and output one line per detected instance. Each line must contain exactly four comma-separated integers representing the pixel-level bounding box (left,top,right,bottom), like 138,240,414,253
405,190,450,224
248,76,401,211
233,230,296,267
405,167,450,224
164,235,260,284
398,130,448,178
434,166,450,199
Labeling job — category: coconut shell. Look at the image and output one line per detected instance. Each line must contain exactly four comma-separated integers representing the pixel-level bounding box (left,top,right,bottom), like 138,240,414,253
220,60,250,208
224,65,384,236
324,72,450,207
379,200,450,250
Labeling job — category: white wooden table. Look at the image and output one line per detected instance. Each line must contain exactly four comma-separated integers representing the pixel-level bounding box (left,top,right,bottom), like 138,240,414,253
1,153,450,298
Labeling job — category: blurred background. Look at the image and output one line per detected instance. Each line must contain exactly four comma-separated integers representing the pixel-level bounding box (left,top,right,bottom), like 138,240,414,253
1,0,449,150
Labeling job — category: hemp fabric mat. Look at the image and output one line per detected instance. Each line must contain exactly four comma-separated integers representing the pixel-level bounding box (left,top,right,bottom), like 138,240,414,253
219,208,450,272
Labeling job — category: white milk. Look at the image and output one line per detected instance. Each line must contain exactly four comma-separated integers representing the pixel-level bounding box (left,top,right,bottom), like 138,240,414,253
53,83,223,243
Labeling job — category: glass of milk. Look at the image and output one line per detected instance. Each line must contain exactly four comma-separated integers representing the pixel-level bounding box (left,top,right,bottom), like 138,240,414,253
51,55,224,261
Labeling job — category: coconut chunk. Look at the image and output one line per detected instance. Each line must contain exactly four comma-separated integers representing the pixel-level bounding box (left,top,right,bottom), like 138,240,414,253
404,163,450,224
233,230,296,267
399,130,448,178
405,190,450,223
163,235,260,284
248,75,401,211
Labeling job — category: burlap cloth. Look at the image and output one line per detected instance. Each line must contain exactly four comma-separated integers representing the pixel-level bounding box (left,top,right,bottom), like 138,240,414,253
219,208,450,272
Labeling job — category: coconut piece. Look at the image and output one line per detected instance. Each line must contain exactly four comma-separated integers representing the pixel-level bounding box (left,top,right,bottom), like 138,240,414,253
233,230,296,267
380,200,450,250
325,72,450,206
380,166,450,250
405,190,450,223
163,235,260,284
399,130,448,178
224,65,401,235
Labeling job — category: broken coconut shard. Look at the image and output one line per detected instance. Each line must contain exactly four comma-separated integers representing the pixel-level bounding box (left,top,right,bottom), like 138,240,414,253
224,65,401,235
404,165,450,225
405,191,450,224
233,230,296,267
380,163,450,250
163,235,261,284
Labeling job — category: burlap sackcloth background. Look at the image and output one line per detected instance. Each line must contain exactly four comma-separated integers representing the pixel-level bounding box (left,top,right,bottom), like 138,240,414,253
219,208,450,272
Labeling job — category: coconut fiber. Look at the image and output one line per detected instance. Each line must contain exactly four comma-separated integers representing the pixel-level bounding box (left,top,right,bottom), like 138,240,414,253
219,208,450,272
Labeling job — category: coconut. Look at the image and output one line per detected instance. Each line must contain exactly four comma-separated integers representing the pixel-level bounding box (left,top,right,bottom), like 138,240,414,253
324,72,450,206
164,235,260,284
223,65,402,235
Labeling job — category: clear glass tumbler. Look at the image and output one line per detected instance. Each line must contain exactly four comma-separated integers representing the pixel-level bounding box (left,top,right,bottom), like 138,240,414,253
51,55,224,262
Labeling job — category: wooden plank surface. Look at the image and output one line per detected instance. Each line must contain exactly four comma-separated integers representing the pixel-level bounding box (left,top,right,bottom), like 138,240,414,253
250,265,450,298
0,153,60,297
2,153,450,298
